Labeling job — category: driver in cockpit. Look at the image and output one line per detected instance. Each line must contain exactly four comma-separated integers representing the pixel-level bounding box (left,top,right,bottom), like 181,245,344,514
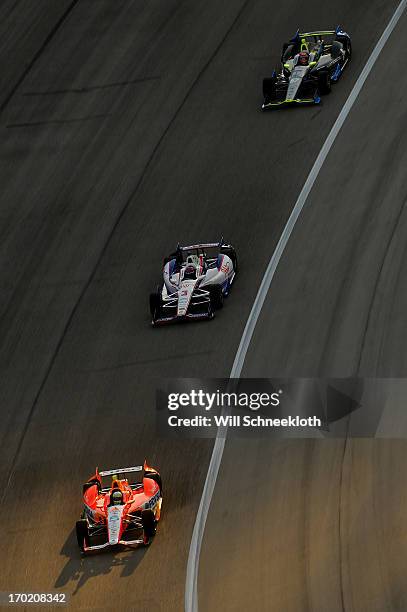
110,475,124,505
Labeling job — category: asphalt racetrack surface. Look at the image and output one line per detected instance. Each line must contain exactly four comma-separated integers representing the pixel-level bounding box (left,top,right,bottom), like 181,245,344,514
0,1,404,610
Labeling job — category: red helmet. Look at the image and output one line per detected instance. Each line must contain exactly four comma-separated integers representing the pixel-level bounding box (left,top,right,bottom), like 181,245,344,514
184,265,196,280
298,51,309,66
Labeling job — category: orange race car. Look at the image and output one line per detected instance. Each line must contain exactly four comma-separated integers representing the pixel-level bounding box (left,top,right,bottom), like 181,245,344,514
76,462,162,553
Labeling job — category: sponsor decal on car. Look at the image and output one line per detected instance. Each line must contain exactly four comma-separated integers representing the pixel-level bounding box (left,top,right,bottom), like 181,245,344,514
107,505,124,545
144,489,161,511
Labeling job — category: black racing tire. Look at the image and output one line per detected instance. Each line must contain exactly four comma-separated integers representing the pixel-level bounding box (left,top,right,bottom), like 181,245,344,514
262,76,277,101
145,471,162,494
149,291,161,318
335,36,351,59
208,285,224,310
76,519,89,552
331,40,344,59
318,70,331,95
142,509,157,545
220,246,238,274
163,253,181,266
82,479,101,495
281,42,295,62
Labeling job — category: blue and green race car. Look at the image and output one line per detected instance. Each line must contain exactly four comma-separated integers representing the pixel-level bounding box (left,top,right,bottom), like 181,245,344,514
262,27,351,110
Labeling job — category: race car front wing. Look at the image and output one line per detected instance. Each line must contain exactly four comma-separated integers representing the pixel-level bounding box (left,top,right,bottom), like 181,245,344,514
152,288,213,325
262,95,321,110
83,537,144,552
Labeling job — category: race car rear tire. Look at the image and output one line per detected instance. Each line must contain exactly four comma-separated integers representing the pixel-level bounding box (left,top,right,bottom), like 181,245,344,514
83,479,101,495
318,71,331,95
145,471,162,494
163,252,182,266
76,519,89,552
335,36,351,59
142,509,156,545
208,285,224,310
262,76,276,101
331,40,344,59
281,42,295,63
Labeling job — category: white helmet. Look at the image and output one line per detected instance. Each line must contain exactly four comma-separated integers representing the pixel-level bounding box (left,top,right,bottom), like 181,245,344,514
183,255,200,280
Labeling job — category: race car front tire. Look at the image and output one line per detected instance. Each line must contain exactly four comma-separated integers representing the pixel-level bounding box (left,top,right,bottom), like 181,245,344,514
142,509,157,545
76,519,89,552
208,285,224,310
149,291,161,318
318,71,331,95
262,76,277,101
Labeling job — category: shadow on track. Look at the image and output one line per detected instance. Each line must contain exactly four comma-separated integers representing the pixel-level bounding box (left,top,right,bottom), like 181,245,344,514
55,528,149,595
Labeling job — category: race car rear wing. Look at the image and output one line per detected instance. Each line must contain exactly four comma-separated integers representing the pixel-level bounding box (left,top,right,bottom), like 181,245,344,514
292,26,348,41
290,29,336,42
98,465,144,491
164,238,232,267
299,30,335,37
178,237,230,251
99,466,143,476
180,242,222,251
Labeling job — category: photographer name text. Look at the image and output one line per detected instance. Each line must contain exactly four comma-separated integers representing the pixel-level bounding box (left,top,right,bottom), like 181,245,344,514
168,414,322,428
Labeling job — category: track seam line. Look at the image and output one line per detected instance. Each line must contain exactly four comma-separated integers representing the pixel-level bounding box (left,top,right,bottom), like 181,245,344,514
0,0,81,117
356,198,407,374
1,0,250,503
185,2,407,610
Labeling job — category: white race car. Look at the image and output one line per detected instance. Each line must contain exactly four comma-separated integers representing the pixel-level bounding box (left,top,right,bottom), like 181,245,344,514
149,240,237,325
